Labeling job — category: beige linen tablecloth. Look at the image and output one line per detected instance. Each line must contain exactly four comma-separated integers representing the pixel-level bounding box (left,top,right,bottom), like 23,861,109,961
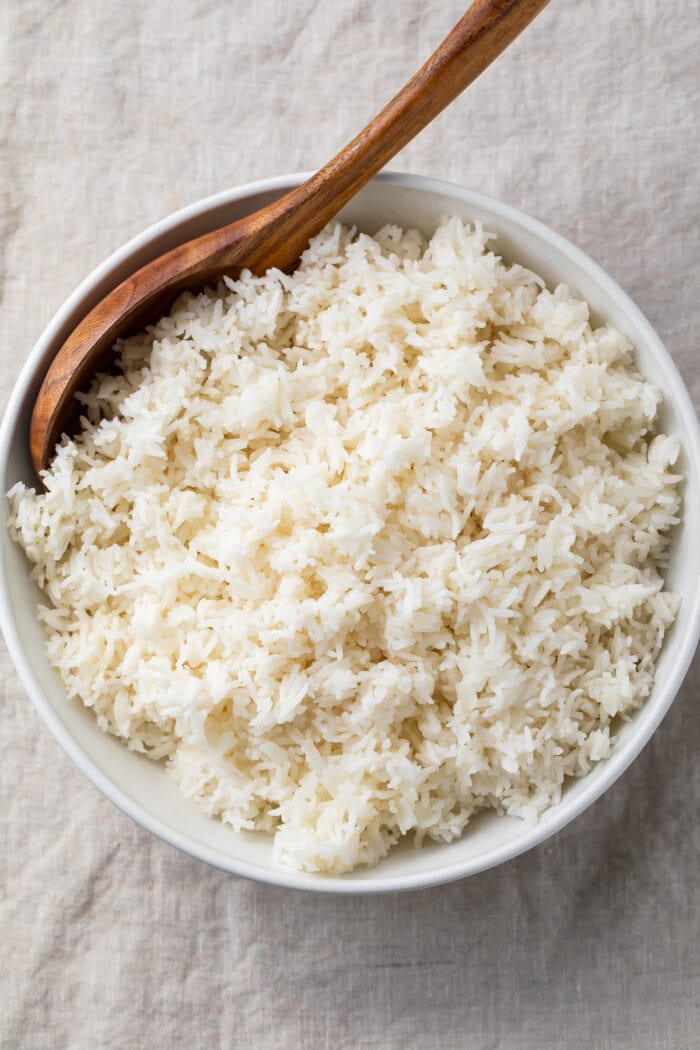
1,1,698,1047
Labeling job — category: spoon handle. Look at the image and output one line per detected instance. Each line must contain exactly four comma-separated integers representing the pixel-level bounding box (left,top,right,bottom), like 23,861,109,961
214,0,551,274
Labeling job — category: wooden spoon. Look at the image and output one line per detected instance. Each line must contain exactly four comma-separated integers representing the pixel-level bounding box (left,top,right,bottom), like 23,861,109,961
30,0,550,476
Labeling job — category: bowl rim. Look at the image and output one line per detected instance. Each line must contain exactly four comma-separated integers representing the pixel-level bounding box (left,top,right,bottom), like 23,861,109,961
2,169,699,894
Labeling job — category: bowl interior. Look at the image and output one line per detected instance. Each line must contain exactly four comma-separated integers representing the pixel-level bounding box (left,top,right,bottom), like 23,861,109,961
2,173,699,892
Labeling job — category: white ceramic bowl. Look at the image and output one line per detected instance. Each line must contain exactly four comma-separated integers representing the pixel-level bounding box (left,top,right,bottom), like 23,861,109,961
2,172,699,893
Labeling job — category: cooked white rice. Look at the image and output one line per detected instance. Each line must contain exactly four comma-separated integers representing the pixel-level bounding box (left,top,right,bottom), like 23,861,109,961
8,217,682,874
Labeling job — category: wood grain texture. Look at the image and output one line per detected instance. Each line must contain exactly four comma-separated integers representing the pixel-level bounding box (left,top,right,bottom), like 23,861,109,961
29,0,550,474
